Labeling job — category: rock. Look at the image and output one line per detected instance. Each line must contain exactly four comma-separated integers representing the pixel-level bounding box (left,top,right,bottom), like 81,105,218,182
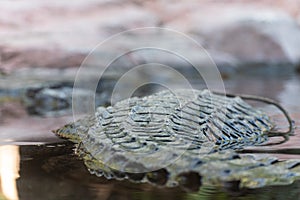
210,10,300,65
167,6,300,65
0,0,159,73
0,46,86,73
1,0,300,75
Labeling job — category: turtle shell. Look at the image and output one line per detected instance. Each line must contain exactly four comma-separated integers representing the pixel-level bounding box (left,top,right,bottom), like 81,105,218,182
54,89,276,188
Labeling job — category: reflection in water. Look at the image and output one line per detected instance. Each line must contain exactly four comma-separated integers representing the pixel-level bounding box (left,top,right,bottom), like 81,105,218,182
186,183,300,200
15,143,185,200
0,145,20,200
0,143,296,200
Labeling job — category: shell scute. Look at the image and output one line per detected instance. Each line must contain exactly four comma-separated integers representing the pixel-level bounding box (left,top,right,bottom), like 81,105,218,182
54,89,282,188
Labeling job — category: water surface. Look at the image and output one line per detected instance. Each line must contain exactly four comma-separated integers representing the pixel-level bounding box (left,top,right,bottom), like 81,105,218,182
1,66,300,200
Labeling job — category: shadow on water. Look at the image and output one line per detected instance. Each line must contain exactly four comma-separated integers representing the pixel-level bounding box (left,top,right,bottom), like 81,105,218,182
0,143,299,200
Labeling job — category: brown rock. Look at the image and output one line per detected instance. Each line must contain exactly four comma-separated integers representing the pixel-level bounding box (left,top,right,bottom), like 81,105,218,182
0,46,86,73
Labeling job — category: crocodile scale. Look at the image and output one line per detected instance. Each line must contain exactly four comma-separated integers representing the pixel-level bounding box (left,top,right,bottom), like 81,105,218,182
54,89,300,189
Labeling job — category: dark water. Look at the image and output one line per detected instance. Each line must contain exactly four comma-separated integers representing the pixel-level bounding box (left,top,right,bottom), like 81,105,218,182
1,143,299,200
1,65,300,200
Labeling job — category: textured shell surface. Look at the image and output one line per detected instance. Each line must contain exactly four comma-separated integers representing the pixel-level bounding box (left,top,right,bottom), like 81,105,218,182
54,89,294,188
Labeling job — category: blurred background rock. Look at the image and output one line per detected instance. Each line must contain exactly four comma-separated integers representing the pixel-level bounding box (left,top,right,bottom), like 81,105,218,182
0,0,300,143
0,0,300,74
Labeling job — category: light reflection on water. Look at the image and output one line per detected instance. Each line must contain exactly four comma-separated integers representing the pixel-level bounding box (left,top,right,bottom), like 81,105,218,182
0,145,19,200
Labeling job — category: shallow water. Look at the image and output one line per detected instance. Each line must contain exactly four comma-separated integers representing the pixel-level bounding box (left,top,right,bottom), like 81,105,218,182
1,65,300,200
1,143,300,200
